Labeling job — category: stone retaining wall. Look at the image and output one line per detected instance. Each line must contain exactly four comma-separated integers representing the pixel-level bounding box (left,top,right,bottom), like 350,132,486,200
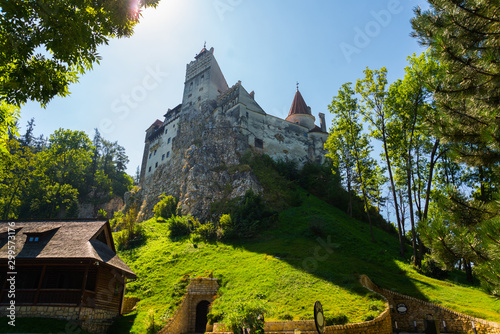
360,274,500,334
158,277,219,334
0,305,118,333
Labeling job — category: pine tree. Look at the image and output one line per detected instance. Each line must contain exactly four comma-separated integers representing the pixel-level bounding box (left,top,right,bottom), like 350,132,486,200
411,0,500,166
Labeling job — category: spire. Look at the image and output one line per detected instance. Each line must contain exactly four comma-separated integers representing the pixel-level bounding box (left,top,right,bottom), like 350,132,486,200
286,88,311,118
195,43,208,59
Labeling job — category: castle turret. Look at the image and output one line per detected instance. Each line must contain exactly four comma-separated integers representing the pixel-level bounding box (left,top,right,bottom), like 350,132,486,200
181,46,229,108
285,88,316,130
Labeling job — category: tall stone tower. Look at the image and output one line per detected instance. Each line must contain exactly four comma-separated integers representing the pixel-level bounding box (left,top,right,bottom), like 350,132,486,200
182,46,229,108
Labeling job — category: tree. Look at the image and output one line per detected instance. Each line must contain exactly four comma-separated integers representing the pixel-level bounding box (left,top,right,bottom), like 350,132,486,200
411,0,500,166
1,127,132,219
0,0,160,161
0,138,35,219
356,68,405,252
326,82,385,243
0,0,160,107
385,53,444,265
412,1,500,292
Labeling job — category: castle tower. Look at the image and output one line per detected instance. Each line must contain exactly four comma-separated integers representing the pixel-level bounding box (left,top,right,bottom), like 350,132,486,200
285,88,316,130
181,46,229,108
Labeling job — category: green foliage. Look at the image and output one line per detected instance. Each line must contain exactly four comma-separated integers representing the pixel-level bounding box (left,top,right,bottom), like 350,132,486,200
0,126,133,219
166,215,194,239
153,194,178,219
225,190,277,239
0,0,160,107
419,254,448,280
113,207,144,250
411,0,500,166
97,208,107,219
116,194,500,333
411,1,500,292
324,313,349,326
216,298,267,334
196,221,218,242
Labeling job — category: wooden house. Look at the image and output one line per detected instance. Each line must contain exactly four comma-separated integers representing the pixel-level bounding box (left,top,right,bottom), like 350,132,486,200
0,220,136,333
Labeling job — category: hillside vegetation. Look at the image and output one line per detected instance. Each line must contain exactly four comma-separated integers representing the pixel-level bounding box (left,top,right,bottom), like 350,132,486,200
115,179,500,333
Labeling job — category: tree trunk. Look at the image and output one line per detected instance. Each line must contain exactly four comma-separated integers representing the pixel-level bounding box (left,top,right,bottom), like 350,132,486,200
382,124,404,256
423,139,440,220
465,260,474,283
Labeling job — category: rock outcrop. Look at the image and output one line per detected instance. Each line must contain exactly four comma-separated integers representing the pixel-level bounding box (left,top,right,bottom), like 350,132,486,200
129,101,262,222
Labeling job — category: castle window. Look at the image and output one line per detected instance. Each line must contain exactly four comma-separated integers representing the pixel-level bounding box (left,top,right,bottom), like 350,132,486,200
201,74,204,80
188,94,192,98
167,151,170,158
148,166,151,172
149,153,152,159
168,138,171,144
154,149,157,155
165,128,168,134
155,162,158,168
198,96,201,101
162,154,165,161
254,138,264,149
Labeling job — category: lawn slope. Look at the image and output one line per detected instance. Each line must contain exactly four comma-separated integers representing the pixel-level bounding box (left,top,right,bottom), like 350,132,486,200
116,191,500,333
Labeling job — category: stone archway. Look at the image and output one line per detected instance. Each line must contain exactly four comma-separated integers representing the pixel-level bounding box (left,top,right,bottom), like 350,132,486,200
195,300,211,333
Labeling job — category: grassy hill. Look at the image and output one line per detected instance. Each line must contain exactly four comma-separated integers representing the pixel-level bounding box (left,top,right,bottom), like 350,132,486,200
114,189,500,333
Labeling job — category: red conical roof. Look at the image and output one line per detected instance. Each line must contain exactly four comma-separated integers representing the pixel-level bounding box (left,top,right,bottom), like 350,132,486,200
287,89,311,118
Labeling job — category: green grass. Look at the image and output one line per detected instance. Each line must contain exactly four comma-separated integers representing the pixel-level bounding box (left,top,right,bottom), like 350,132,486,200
0,317,91,333
116,190,500,333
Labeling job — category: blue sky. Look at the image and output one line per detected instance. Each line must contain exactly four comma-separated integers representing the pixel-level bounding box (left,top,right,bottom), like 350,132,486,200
20,0,428,176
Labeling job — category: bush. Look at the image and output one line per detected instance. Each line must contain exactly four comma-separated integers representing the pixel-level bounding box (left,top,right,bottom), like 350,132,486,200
167,215,193,238
229,190,277,239
224,299,267,334
324,313,349,326
196,221,218,241
113,207,144,250
153,193,178,219
419,254,448,279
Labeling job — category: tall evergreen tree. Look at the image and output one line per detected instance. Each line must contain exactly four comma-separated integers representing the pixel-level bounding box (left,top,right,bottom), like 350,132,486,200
411,0,500,166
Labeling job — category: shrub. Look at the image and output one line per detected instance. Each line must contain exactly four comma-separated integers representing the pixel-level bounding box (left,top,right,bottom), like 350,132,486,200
113,207,144,250
97,208,107,219
196,221,218,241
167,215,193,238
419,254,448,280
153,193,178,219
324,313,349,326
224,299,267,334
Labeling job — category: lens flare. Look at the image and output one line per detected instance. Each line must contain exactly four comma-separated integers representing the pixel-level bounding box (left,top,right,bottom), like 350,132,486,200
130,0,141,19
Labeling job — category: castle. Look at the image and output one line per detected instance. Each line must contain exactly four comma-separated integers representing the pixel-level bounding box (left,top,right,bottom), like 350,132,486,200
135,46,328,219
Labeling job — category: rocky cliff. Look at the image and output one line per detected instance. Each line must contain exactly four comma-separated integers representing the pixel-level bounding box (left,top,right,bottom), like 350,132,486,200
129,101,262,222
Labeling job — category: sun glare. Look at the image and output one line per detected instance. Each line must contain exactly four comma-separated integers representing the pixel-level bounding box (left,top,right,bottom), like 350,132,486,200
130,0,141,19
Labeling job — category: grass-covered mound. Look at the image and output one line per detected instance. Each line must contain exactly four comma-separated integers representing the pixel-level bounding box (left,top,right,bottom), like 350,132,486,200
115,190,500,333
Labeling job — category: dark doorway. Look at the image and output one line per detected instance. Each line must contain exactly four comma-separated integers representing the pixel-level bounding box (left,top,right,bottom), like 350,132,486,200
195,300,210,333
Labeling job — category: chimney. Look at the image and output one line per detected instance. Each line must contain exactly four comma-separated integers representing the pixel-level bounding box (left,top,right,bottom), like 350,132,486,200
250,91,255,99
319,113,326,132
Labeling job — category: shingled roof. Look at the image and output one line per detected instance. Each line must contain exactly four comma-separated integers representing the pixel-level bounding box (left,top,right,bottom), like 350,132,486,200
286,89,311,118
0,220,135,278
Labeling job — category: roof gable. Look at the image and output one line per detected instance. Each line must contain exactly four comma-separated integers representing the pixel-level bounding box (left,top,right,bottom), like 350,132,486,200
0,220,135,277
